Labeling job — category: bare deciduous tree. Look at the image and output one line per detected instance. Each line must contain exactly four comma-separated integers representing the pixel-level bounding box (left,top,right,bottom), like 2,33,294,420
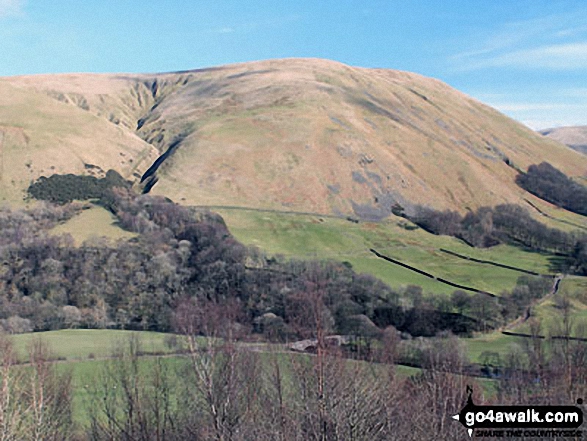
88,334,175,441
174,297,258,441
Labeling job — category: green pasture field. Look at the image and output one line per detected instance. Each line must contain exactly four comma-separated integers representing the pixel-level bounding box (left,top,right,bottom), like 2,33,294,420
50,205,137,245
50,202,581,300
11,329,174,361
10,330,436,430
41,206,586,427
215,207,559,295
464,332,523,364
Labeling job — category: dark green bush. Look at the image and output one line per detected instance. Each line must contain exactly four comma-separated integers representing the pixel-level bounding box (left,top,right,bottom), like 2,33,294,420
27,170,131,204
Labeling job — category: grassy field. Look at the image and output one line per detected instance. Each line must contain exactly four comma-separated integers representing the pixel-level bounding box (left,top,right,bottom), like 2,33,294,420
464,332,523,364
10,330,434,429
52,355,188,428
215,207,558,295
60,342,500,430
38,205,585,429
11,329,173,361
213,207,587,368
50,205,137,245
9,330,174,427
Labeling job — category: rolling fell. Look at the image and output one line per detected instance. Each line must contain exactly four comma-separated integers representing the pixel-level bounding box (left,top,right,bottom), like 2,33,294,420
1,58,586,219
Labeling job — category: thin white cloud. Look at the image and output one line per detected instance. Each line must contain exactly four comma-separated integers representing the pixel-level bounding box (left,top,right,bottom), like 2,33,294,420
490,102,586,112
449,12,587,127
0,0,24,18
469,91,587,129
206,14,300,36
470,42,587,70
554,25,587,38
488,101,587,130
455,13,580,59
215,27,235,34
453,10,587,71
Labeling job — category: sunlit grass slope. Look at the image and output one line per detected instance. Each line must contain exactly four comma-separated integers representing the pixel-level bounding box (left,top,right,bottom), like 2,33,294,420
217,207,557,295
50,205,137,245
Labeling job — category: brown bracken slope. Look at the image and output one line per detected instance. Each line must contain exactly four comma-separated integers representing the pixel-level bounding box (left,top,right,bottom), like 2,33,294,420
1,58,585,218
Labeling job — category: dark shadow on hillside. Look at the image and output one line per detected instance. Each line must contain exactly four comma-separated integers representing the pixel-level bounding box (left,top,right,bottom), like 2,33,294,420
547,254,571,273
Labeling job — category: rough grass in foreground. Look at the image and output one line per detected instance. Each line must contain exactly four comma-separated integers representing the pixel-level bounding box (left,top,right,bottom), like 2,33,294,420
11,330,436,429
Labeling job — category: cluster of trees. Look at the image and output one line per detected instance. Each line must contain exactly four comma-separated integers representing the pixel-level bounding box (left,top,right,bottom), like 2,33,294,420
0,201,80,233
516,162,587,216
0,189,401,338
573,237,587,275
1,186,561,341
410,204,587,274
27,170,131,205
412,204,573,252
82,290,587,440
497,276,553,321
370,275,551,339
3,289,583,440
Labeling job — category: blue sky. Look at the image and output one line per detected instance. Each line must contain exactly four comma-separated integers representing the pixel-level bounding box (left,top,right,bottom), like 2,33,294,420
1,0,586,130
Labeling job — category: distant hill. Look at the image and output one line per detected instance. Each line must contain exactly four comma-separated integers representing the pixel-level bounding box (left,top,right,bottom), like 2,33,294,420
1,58,586,218
540,125,587,155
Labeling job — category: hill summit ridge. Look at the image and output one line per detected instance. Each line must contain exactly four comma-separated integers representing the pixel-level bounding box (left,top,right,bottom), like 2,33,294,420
1,58,585,218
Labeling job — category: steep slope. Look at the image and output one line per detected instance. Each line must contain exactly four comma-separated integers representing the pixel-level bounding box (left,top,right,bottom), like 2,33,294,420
1,58,586,218
540,126,587,155
0,75,160,205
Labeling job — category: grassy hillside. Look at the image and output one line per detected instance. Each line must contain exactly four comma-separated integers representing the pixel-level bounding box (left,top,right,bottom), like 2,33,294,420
138,59,587,217
216,207,556,295
218,207,587,339
3,59,586,394
1,59,586,219
0,76,159,205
